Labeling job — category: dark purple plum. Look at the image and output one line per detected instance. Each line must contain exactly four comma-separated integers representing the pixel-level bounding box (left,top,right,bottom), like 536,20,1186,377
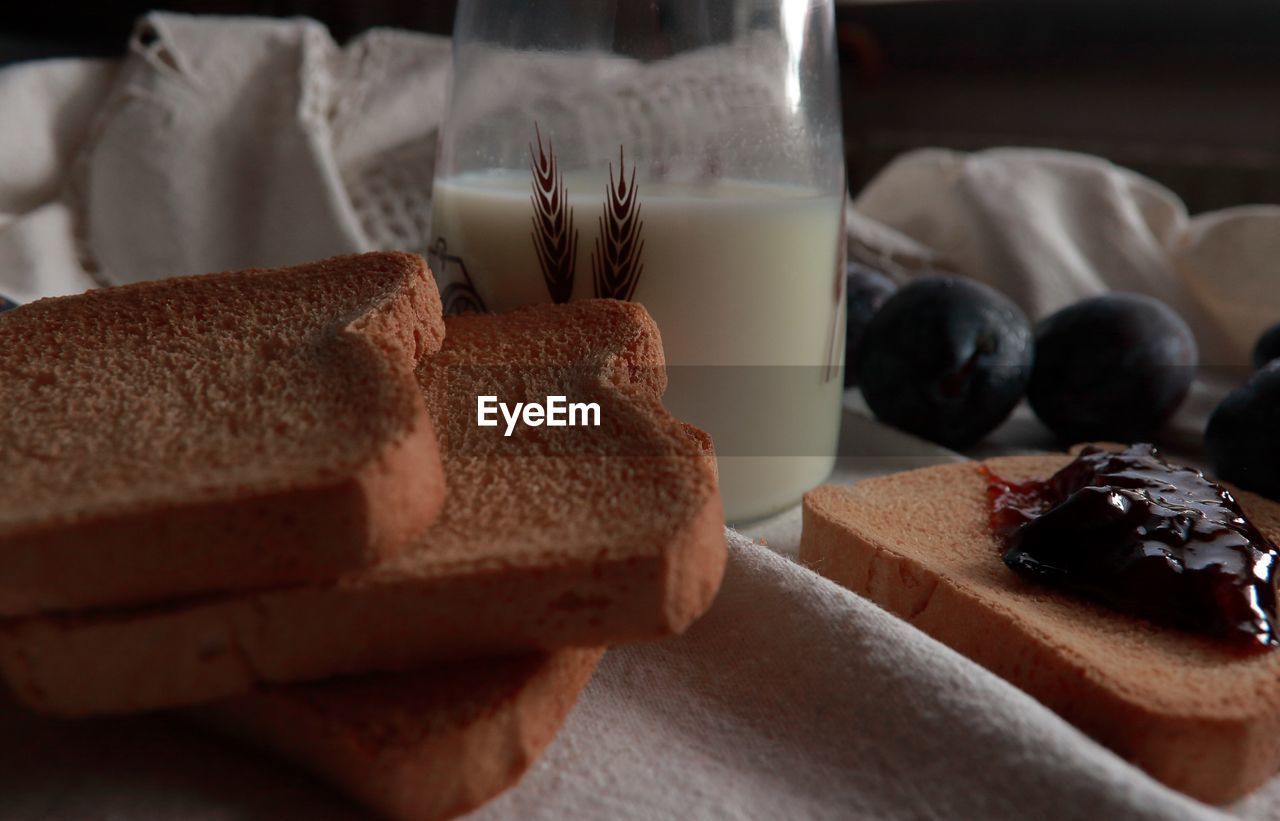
843,262,897,387
1207,361,1280,501
1253,321,1280,370
1028,294,1197,444
855,276,1033,449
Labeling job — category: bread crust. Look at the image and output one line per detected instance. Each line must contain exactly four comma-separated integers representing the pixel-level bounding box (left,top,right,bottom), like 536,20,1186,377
800,454,1280,803
0,252,447,615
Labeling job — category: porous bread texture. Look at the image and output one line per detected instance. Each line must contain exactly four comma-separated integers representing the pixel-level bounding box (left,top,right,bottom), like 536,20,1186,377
189,647,603,821
0,252,447,616
800,453,1280,804
0,300,726,715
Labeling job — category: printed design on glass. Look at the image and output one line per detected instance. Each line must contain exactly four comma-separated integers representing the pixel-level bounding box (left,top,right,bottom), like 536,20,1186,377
429,237,488,316
591,146,645,302
529,123,579,304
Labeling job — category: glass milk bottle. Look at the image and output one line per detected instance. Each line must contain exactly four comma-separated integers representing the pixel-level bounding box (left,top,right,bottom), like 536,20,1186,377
430,0,846,521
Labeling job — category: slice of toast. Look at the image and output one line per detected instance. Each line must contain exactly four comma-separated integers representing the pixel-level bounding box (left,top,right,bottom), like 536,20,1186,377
189,647,603,821
1,300,726,715
800,453,1280,803
0,252,446,616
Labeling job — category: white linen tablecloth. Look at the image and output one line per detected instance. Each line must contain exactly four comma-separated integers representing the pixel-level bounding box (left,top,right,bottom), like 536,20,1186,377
2,13,1279,820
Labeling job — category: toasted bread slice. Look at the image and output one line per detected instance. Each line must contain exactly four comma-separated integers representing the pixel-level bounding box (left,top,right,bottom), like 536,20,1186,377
189,648,602,821
0,252,446,616
800,453,1280,803
1,300,726,715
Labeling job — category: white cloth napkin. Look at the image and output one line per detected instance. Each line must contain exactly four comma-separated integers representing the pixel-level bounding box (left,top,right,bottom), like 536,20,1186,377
849,148,1280,370
2,12,1279,820
0,13,450,302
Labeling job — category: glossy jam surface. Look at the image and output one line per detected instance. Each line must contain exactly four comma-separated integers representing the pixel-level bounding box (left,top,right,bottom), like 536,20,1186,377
984,444,1280,648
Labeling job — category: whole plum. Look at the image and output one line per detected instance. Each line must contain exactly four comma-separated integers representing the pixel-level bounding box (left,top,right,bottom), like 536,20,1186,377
1253,321,1280,369
843,262,897,387
855,276,1033,449
1028,294,1197,444
1207,361,1280,500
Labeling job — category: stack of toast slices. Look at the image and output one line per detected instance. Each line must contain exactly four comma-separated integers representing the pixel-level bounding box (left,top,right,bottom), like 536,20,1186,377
0,252,728,820
802,452,1280,804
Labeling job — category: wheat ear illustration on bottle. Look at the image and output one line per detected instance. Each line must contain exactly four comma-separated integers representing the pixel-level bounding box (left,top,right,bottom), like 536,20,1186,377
529,124,578,304
591,146,645,302
530,125,645,303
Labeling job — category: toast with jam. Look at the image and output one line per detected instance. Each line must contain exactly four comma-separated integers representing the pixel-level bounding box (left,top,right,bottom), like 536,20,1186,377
801,446,1280,803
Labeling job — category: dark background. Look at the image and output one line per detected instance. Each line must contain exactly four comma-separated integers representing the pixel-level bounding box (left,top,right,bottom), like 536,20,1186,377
3,0,1279,212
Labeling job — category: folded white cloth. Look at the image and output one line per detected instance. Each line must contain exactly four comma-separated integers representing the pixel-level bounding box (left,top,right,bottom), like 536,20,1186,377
0,13,450,301
1,12,1278,821
849,148,1280,370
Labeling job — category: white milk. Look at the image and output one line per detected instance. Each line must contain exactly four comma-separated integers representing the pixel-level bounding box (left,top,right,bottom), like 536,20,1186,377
431,171,845,521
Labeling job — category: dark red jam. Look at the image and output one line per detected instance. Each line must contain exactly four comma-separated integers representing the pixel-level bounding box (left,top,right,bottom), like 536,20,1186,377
983,443,1280,649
